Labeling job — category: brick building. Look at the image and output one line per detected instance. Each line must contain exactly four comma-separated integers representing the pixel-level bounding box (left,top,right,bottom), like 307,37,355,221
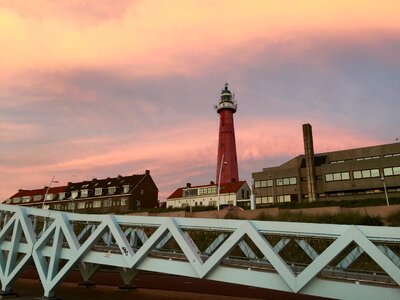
5,170,158,214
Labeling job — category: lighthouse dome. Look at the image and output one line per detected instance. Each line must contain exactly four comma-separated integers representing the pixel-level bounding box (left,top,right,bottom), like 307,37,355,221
221,83,232,101
217,83,237,113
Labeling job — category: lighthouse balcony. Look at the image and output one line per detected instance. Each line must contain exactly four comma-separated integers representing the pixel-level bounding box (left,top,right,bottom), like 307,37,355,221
217,101,237,112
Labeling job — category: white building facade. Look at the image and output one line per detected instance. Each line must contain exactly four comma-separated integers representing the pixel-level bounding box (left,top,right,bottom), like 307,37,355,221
166,181,251,209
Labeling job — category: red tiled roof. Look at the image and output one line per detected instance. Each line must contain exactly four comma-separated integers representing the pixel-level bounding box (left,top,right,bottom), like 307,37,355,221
9,186,67,199
166,181,248,200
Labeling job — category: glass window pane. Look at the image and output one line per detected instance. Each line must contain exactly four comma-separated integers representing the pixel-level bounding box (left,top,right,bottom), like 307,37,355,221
384,168,393,176
267,180,273,187
261,180,267,187
341,172,350,180
393,166,400,175
325,174,333,182
353,171,362,179
362,170,371,178
333,173,341,181
289,177,297,185
370,169,380,177
254,181,261,188
283,178,290,185
276,179,283,186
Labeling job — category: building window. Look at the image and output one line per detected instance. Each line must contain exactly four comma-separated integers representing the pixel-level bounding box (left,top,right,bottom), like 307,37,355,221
59,192,65,200
71,191,78,199
255,196,274,204
103,199,112,207
22,196,31,203
44,193,52,201
183,188,198,197
136,200,141,206
108,187,116,195
13,197,21,203
121,197,128,206
325,172,350,182
276,177,297,186
81,189,88,197
384,166,400,177
68,202,75,210
95,188,102,196
93,200,101,208
353,169,380,179
77,202,85,209
33,195,42,201
123,185,130,193
277,195,291,203
254,180,274,188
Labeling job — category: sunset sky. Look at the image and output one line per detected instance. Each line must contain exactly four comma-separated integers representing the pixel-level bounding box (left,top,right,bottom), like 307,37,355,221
1,0,400,201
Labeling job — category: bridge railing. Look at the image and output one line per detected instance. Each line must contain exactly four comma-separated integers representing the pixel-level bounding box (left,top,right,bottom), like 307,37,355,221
0,204,399,299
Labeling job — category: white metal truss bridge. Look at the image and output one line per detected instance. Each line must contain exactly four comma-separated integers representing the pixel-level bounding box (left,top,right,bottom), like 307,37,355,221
0,204,399,299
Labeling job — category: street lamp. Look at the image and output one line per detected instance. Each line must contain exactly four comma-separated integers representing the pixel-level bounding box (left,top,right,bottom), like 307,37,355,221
381,177,390,206
217,154,228,211
42,176,59,210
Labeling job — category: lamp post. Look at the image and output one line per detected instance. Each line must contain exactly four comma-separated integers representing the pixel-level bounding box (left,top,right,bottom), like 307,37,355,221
42,176,59,210
381,177,390,206
217,154,228,211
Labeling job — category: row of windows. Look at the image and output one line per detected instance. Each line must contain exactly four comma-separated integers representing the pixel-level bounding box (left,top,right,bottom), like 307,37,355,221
198,187,217,195
51,198,129,210
353,169,380,179
254,177,297,188
384,166,400,176
10,185,136,204
325,172,350,182
255,195,292,204
325,166,400,182
255,196,274,204
256,166,400,186
330,153,400,164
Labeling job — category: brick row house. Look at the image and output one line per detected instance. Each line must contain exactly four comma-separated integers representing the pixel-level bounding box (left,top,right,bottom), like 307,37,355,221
5,170,158,214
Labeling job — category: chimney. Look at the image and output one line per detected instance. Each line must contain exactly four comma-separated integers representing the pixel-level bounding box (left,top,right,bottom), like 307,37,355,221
186,183,191,188
145,170,150,175
303,123,317,202
210,181,215,185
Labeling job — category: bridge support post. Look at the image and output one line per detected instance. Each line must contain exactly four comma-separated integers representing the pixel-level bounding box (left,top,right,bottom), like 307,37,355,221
77,262,100,287
118,268,139,290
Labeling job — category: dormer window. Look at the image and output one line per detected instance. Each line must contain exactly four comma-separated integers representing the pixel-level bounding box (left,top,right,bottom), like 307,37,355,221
108,187,116,195
59,192,65,200
71,191,78,199
13,197,21,203
81,189,88,197
22,196,31,203
95,188,102,196
33,195,43,201
123,185,130,194
45,193,53,201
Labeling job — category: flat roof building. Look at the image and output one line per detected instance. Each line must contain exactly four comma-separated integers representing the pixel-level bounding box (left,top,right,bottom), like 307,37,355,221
252,124,400,206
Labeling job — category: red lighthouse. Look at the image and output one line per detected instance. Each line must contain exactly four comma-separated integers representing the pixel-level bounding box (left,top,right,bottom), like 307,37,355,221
216,84,239,185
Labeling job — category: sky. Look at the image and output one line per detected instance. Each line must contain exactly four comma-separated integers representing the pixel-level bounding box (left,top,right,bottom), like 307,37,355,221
1,0,400,201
